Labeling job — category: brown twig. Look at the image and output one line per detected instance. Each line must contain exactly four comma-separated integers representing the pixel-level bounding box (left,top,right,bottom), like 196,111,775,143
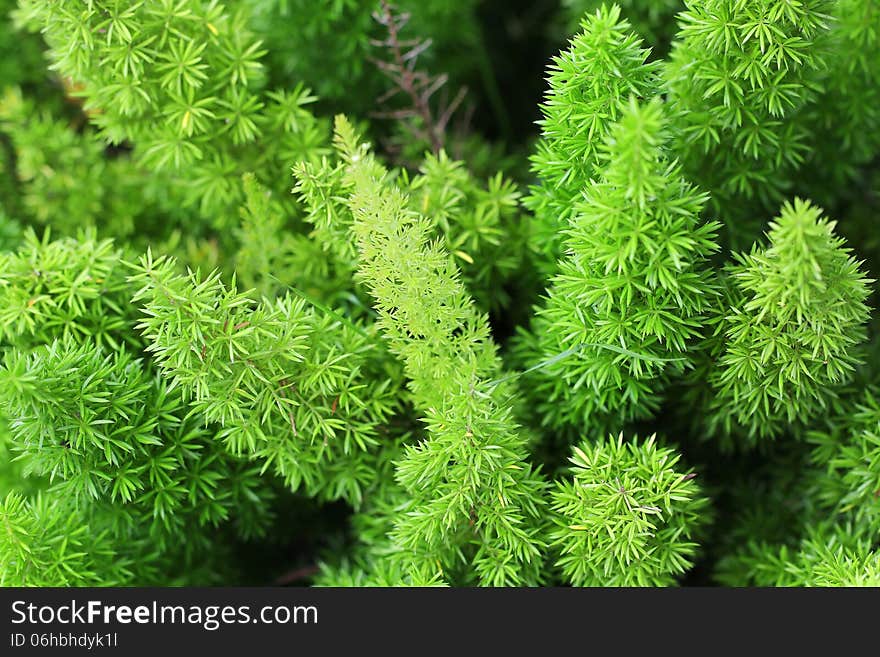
370,1,468,155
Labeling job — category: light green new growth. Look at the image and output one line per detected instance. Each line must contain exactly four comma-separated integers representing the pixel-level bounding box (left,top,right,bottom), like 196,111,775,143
242,0,482,119
294,119,528,315
1,0,879,590
337,116,548,586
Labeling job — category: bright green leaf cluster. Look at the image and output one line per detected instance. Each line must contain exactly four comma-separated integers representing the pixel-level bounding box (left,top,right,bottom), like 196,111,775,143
130,250,404,506
0,340,273,545
1,0,879,589
808,388,880,533
18,0,327,223
718,524,880,587
697,199,872,445
525,5,661,278
0,491,132,586
561,0,682,48
294,119,529,316
798,0,880,198
550,433,708,586
665,0,835,222
516,97,719,437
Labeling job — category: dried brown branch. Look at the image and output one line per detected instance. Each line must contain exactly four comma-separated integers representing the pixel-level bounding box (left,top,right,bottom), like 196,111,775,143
370,0,469,155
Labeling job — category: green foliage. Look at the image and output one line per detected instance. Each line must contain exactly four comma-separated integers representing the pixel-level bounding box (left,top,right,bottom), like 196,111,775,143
242,0,480,118
515,97,719,437
315,557,448,587
0,491,131,586
243,0,380,109
0,88,165,240
550,434,708,586
665,0,835,218
234,172,353,304
697,199,872,446
561,0,682,49
0,0,49,219
0,230,275,584
17,0,327,225
402,152,527,313
0,229,137,351
130,250,403,506
526,5,661,278
0,0,44,92
798,0,880,197
0,340,273,544
717,524,880,587
808,388,880,533
1,0,880,589
294,119,529,315
0,210,22,251
337,117,549,585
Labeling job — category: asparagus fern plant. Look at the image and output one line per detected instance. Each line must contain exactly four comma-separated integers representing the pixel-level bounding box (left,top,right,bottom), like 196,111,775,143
1,0,879,587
